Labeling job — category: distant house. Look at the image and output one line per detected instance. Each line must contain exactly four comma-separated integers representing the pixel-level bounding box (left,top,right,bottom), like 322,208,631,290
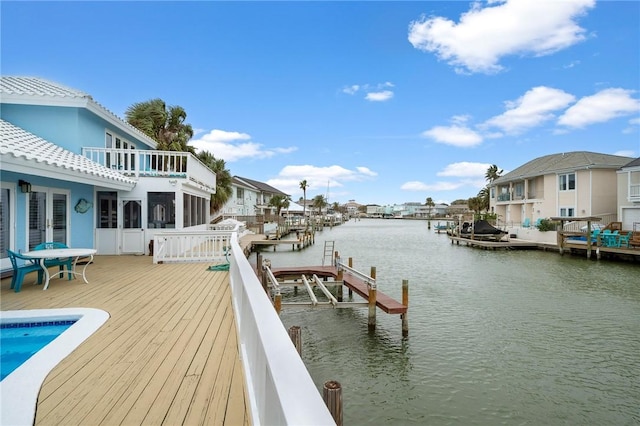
0,76,217,267
616,157,640,230
490,151,633,226
221,176,289,222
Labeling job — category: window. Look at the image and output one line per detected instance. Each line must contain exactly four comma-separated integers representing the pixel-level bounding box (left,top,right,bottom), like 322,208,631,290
236,188,244,205
559,207,575,217
148,192,175,228
105,131,136,171
559,173,575,191
183,194,209,227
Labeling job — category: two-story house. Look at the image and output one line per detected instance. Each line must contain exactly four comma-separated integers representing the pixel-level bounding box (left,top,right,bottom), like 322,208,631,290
489,151,633,226
0,76,217,268
617,157,640,230
222,176,289,221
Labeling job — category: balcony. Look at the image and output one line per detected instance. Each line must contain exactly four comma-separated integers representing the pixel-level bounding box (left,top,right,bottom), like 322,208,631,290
83,148,216,192
631,183,640,201
497,193,511,202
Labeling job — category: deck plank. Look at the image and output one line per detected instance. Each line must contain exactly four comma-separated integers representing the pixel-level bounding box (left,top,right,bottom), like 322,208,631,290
1,255,250,426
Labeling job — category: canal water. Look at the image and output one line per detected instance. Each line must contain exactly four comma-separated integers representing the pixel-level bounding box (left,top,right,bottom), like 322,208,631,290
257,219,640,425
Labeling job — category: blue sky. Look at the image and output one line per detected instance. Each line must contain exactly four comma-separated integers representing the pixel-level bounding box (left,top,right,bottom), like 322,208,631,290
2,1,639,206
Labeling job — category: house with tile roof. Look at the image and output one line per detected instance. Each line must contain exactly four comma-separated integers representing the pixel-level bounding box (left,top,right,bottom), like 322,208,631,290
616,157,640,230
489,151,634,227
0,76,217,267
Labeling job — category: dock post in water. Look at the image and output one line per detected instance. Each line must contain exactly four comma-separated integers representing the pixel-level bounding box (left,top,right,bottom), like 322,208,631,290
323,380,343,426
368,266,377,331
288,325,302,356
274,290,282,314
402,279,409,337
347,257,354,298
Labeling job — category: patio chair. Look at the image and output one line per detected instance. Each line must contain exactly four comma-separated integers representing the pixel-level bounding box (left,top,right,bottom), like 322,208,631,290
522,218,531,228
618,231,632,248
602,230,620,248
590,228,601,243
33,242,74,280
7,249,43,292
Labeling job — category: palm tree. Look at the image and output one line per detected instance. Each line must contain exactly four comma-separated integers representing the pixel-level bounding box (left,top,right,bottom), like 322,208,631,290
425,197,435,218
269,194,291,218
485,164,503,183
125,99,195,153
197,151,233,215
299,180,308,226
312,194,327,216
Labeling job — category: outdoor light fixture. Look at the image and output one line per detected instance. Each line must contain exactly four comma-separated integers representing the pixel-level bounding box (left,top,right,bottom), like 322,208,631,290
18,180,31,193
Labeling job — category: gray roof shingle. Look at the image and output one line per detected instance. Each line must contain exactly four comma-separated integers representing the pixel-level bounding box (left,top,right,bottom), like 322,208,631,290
492,151,634,184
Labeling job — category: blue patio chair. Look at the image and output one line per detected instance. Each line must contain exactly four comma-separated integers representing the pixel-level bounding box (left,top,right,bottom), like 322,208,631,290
602,230,620,248
7,249,44,292
618,231,632,248
522,218,531,228
534,218,542,228
590,228,601,242
33,242,74,280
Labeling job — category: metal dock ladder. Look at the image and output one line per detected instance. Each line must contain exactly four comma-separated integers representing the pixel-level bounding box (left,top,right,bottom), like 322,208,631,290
322,241,335,266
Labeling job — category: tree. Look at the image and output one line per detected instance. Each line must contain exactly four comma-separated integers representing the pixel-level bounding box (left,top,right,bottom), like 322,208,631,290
197,151,233,214
312,195,327,216
125,99,195,153
299,180,308,225
485,164,503,183
477,187,490,212
425,197,435,218
468,196,483,213
269,194,291,218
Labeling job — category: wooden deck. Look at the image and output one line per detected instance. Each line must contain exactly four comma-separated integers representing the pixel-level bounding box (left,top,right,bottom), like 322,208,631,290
1,255,251,426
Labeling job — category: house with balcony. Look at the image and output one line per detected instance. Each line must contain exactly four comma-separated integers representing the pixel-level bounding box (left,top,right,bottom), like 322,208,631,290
617,157,640,230
0,76,217,266
221,176,289,221
489,151,634,227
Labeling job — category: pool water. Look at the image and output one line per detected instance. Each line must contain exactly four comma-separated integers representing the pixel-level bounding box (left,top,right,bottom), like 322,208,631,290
1,321,76,380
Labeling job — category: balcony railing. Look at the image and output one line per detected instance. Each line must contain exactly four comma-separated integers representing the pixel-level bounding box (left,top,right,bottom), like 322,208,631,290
82,148,216,192
497,193,511,202
630,183,640,201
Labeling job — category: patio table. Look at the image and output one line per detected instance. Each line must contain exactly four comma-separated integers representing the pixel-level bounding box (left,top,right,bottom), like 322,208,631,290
22,248,97,290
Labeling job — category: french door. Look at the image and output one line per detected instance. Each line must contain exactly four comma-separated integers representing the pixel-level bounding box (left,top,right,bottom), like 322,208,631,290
28,187,69,250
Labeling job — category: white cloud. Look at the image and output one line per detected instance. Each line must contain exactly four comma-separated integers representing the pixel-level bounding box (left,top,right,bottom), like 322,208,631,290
189,129,296,162
482,86,575,134
267,164,378,197
437,162,492,178
421,125,483,147
557,88,640,128
408,0,595,74
343,82,395,101
365,91,394,102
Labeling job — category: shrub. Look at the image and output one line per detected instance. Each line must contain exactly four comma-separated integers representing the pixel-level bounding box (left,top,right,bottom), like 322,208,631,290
536,218,558,232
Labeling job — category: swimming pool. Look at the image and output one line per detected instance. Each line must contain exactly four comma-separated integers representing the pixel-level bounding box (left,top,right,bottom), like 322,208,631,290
1,319,77,380
0,308,109,425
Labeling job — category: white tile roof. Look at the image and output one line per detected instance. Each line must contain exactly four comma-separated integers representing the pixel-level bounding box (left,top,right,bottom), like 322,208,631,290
0,119,137,189
1,76,157,149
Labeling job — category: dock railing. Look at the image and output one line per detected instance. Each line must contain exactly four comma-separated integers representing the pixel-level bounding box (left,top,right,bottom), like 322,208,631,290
228,232,336,425
335,257,377,288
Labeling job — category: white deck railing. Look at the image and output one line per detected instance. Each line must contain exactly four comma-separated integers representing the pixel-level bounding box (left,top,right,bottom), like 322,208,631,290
229,232,335,425
82,148,216,192
152,227,336,425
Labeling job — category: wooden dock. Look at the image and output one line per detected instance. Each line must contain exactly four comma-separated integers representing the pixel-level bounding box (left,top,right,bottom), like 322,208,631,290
270,266,407,315
449,236,539,250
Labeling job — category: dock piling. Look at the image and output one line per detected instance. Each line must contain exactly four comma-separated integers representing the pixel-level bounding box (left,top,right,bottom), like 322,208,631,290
347,257,353,298
402,279,409,337
323,380,343,426
368,266,377,331
288,326,302,356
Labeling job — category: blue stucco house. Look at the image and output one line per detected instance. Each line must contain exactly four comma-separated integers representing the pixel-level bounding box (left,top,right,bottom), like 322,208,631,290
1,76,217,272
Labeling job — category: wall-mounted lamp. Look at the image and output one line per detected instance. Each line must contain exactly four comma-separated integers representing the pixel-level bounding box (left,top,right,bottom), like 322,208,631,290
168,179,178,186
18,180,31,193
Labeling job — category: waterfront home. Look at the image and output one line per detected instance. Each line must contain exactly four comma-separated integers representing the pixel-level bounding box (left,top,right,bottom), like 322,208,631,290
0,76,217,266
223,176,289,222
616,157,640,230
489,151,634,227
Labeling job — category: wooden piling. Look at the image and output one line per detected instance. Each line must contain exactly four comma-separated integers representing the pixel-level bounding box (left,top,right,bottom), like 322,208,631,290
288,325,302,356
347,257,353,298
323,380,343,426
401,279,409,337
368,266,377,331
336,269,343,302
274,292,282,314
